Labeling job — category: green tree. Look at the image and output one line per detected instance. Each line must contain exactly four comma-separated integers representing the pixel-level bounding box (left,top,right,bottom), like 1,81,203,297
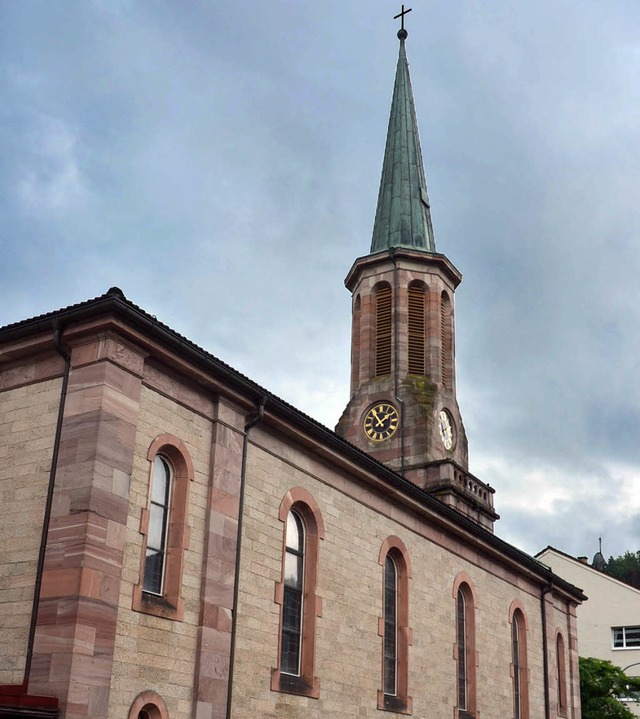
580,656,640,719
605,551,640,588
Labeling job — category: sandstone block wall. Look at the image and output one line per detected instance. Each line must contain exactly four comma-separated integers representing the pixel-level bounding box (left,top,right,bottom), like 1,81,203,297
0,377,62,685
231,428,571,719
108,384,214,719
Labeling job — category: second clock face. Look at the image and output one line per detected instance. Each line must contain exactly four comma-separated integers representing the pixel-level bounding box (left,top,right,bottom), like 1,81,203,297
363,402,399,442
438,409,455,450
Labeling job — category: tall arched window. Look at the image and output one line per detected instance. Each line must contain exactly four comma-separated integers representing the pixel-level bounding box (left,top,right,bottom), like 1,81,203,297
273,488,324,698
453,575,476,718
133,434,193,621
375,284,392,377
509,602,529,719
440,291,453,388
408,283,426,374
556,631,568,716
383,555,398,695
144,455,172,594
281,510,304,675
378,537,412,713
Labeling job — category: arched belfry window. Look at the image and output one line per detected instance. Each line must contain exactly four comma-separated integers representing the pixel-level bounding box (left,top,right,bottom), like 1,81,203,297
408,282,426,375
509,601,530,719
351,294,361,393
378,537,412,713
440,291,453,388
453,574,477,718
375,284,393,377
273,488,324,698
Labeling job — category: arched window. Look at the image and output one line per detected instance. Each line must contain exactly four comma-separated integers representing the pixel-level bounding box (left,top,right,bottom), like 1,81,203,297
133,435,193,621
281,510,304,675
351,294,361,394
556,631,568,716
375,284,392,377
143,455,172,595
378,537,412,713
509,602,529,719
272,488,324,698
453,575,476,718
440,291,453,388
383,555,398,695
407,283,426,375
127,690,169,719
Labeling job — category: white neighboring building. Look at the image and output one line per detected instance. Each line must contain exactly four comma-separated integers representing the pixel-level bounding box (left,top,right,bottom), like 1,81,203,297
537,546,640,716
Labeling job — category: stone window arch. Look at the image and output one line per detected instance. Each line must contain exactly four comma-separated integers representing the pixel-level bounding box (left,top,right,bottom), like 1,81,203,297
453,573,477,718
555,629,568,716
509,599,530,719
272,487,324,698
133,434,193,621
127,691,169,719
378,536,412,713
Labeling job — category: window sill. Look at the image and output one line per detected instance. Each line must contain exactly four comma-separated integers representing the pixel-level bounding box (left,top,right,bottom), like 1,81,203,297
132,586,183,621
270,669,319,699
377,691,412,714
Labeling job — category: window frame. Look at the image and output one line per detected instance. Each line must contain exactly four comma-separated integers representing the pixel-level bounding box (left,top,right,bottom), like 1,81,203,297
452,574,477,719
378,536,412,714
612,626,640,649
272,487,324,698
133,434,193,621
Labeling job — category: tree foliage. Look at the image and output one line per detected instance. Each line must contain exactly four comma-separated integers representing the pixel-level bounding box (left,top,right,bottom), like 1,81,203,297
580,656,640,719
605,551,640,588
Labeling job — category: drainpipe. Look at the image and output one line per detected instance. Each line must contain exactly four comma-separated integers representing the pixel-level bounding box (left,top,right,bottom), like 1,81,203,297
391,250,405,476
23,323,71,687
226,396,267,719
541,582,553,719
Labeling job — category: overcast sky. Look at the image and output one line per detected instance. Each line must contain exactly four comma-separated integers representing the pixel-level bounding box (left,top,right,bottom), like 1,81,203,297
2,1,640,562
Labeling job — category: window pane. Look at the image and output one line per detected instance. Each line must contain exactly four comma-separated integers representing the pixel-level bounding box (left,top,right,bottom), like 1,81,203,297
151,456,170,504
626,627,640,647
284,553,303,590
143,548,163,594
286,511,303,551
281,586,302,675
148,503,166,550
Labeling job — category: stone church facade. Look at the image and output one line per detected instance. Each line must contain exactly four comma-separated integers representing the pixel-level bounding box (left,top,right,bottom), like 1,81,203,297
0,26,583,719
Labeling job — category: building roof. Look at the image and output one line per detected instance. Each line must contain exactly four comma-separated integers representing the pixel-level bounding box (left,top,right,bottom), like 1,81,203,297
0,288,586,603
370,31,436,254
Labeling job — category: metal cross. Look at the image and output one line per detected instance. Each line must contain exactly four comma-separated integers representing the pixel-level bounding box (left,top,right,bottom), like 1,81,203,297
394,4,412,31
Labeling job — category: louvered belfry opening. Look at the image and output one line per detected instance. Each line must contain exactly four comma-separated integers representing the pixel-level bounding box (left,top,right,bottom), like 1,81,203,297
407,285,426,374
375,285,392,377
440,291,452,388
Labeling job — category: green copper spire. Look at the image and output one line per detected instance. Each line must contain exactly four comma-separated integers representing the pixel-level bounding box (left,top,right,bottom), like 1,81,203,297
370,28,436,254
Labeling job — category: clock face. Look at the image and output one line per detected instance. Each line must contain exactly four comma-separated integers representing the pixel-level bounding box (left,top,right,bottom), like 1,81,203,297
363,402,399,442
438,409,455,450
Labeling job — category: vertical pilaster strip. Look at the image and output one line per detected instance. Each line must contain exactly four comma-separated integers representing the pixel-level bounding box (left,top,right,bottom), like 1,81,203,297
567,605,581,719
28,337,144,719
194,399,245,719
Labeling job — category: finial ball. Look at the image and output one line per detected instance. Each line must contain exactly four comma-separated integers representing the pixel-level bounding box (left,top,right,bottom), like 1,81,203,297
397,28,408,40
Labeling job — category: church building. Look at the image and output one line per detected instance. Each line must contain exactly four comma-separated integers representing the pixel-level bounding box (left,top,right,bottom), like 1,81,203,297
0,18,585,719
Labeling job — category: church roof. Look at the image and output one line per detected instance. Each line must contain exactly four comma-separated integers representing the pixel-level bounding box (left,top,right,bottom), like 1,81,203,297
370,30,436,254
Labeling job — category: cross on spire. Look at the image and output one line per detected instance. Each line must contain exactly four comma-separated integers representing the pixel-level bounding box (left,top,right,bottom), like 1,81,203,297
394,4,412,35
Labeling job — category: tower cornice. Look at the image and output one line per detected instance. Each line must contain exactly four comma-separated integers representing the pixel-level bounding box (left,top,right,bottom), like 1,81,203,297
344,248,462,293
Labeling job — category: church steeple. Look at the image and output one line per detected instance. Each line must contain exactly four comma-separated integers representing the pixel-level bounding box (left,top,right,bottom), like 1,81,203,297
370,29,436,254
336,15,498,531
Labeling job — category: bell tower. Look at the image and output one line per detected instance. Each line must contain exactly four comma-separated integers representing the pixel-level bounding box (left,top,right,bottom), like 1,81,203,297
336,19,498,531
